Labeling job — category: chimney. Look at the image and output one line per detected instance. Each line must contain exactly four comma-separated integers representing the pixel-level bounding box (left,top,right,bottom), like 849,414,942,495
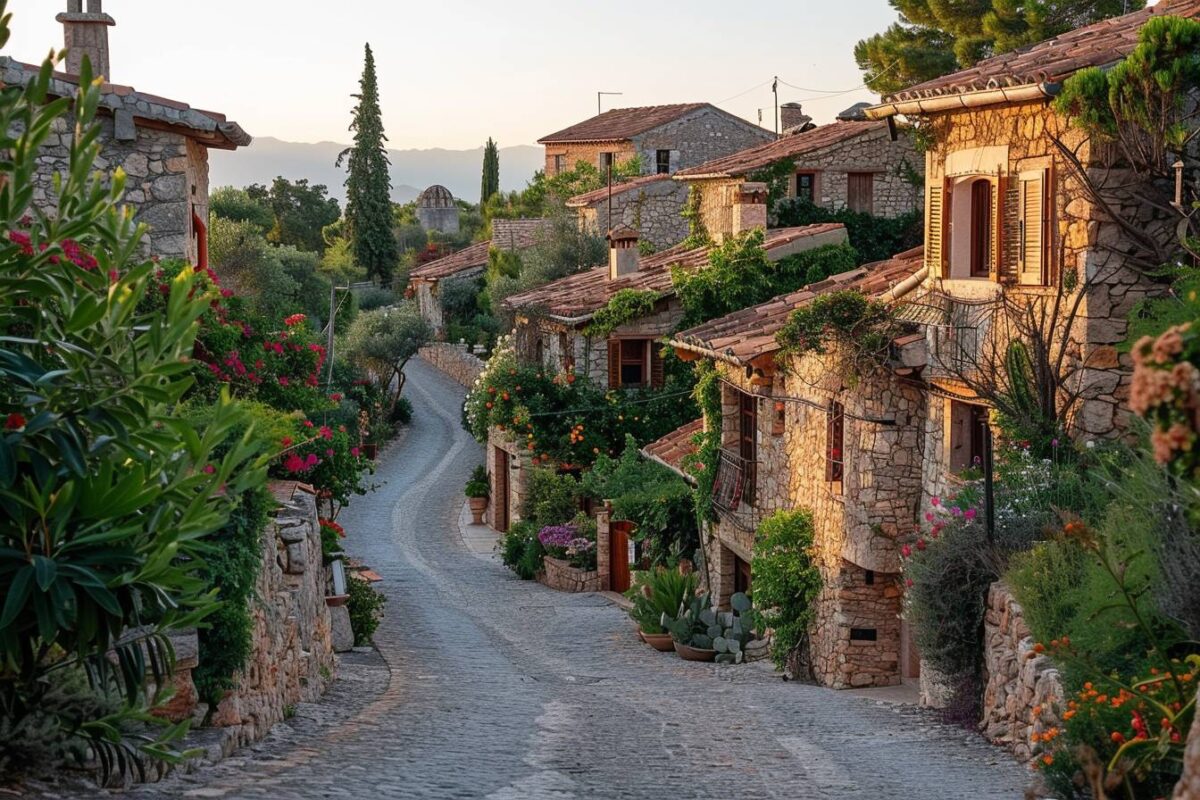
57,0,116,81
779,102,813,135
607,227,639,279
732,182,768,236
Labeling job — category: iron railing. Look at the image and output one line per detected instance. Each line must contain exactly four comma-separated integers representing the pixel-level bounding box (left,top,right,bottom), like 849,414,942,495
711,448,759,531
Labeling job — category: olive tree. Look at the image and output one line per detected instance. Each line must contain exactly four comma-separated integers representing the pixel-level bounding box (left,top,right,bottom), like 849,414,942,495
340,303,432,412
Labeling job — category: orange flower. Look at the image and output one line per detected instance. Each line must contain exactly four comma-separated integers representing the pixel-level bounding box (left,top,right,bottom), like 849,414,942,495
1041,755,1054,767
1111,731,1125,744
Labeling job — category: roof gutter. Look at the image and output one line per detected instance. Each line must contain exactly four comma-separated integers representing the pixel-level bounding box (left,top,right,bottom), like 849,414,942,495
878,266,928,303
865,82,1060,119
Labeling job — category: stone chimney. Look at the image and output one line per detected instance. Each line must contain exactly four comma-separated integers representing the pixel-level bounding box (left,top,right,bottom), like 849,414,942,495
780,102,812,134
731,182,768,236
57,0,115,81
607,227,639,280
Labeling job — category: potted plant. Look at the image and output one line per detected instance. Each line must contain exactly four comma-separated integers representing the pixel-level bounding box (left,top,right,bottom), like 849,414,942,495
664,593,718,661
627,567,698,651
465,464,490,524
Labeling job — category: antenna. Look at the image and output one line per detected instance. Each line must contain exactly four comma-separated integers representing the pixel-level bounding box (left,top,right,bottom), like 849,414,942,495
597,91,623,115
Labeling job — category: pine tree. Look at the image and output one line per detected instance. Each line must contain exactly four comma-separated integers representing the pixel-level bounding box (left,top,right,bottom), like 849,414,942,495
480,137,500,207
337,44,398,284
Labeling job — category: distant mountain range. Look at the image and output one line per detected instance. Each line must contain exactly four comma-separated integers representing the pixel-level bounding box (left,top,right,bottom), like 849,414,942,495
209,137,545,205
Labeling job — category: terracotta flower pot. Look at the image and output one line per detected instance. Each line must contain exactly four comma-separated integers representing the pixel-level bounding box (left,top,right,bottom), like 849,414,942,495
468,496,487,525
638,630,675,652
673,641,717,662
325,594,349,607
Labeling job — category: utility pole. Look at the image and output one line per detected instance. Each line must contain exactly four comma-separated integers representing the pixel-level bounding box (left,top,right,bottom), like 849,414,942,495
597,91,623,115
772,77,779,134
981,418,995,544
606,159,614,234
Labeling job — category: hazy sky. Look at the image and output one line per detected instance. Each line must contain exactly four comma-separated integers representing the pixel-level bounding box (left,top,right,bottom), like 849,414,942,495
6,1,902,150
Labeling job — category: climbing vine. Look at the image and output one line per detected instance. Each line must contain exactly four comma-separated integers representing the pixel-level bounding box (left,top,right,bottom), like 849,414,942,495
683,361,723,527
584,289,662,338
775,289,903,377
749,158,797,212
680,185,710,249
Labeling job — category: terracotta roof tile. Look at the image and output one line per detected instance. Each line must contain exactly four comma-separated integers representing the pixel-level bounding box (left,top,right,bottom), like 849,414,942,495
410,219,551,282
879,0,1200,104
538,103,711,143
503,224,848,321
491,218,553,250
641,419,703,479
671,246,925,366
566,174,675,207
674,120,888,179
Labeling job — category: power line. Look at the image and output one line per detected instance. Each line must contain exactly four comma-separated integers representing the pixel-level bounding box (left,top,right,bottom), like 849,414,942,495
714,79,772,107
775,59,902,102
524,388,695,419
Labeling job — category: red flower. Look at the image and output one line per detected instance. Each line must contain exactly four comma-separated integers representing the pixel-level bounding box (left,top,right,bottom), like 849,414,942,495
320,425,333,440
284,313,307,327
281,436,293,447
303,420,314,428
8,230,33,256
284,454,306,473
351,446,361,457
202,464,216,474
4,412,27,430
901,544,912,558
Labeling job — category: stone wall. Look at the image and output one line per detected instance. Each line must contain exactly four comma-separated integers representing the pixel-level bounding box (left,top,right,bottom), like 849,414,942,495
577,179,690,251
29,112,205,263
631,107,773,174
414,281,444,338
210,482,336,751
486,430,532,532
418,342,485,388
539,556,603,593
786,127,922,219
544,141,639,176
979,582,1065,764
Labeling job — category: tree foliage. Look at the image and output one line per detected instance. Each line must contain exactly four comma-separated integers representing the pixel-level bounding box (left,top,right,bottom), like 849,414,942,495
245,178,341,254
480,137,500,207
340,304,431,411
774,198,922,265
338,44,399,284
855,0,1144,95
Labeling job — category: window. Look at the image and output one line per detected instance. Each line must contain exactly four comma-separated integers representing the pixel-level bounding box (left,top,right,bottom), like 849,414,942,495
969,178,993,277
847,172,874,214
795,172,816,203
948,400,989,474
1019,169,1047,285
739,392,758,506
534,336,545,367
559,332,574,372
553,154,567,174
826,400,844,483
599,152,615,173
656,149,671,175
608,338,648,387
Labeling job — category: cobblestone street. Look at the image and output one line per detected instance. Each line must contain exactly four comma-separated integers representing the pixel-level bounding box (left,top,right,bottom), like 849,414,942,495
133,358,1031,799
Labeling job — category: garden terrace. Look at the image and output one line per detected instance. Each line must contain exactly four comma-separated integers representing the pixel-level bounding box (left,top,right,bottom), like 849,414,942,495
640,418,702,483
866,0,1200,116
502,223,848,323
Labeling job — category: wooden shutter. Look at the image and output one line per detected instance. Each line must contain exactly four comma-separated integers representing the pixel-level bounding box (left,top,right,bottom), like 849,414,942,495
650,344,665,389
1019,170,1046,285
607,339,621,388
990,176,1006,282
926,179,947,278
848,173,874,214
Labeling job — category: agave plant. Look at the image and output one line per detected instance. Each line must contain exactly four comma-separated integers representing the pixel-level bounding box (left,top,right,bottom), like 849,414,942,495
626,567,698,634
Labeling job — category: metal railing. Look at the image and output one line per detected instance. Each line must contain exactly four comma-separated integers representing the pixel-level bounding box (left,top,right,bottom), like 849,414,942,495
902,291,1000,381
711,448,760,531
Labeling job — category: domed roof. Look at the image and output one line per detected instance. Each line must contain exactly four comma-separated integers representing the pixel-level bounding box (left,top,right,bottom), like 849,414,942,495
417,184,455,208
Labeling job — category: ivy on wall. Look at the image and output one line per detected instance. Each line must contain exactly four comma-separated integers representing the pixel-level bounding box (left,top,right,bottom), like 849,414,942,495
584,289,663,339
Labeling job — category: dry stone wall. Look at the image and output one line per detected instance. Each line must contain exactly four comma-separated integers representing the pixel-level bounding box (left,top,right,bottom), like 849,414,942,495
539,557,603,593
419,342,485,387
577,179,690,250
632,108,773,174
980,582,1065,764
209,483,336,751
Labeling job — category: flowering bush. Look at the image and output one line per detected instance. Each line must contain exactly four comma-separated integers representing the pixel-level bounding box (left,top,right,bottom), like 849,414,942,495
1130,321,1200,479
537,518,597,570
275,418,373,514
319,518,346,559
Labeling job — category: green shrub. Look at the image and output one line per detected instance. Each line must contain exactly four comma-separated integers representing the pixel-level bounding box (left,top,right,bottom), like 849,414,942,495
752,510,822,670
353,286,397,311
517,531,546,579
525,467,580,527
347,576,386,646
391,396,414,425
318,518,346,559
465,464,490,498
626,567,698,634
499,521,541,579
773,198,921,264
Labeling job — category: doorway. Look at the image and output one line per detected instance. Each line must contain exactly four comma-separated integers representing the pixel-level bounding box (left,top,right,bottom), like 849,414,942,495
609,520,635,593
493,447,510,532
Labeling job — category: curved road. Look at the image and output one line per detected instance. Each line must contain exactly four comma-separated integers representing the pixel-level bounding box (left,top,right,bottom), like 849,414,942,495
136,358,1031,799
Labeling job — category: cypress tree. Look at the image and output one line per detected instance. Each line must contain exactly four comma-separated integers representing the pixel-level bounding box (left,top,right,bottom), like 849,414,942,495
480,137,500,206
337,44,398,284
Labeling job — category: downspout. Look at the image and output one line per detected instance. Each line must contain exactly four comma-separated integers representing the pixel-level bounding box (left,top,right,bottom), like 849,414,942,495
878,266,928,303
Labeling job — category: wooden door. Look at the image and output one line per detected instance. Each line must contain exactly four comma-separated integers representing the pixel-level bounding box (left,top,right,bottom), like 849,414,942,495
493,448,510,533
847,172,874,214
734,555,752,597
609,521,634,593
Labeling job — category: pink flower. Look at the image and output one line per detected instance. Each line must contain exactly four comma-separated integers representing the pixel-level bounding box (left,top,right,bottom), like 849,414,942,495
304,453,319,468
278,376,290,386
284,454,306,473
202,464,215,474
351,447,361,457
325,448,335,457
330,393,343,402
1051,438,1059,448
951,506,962,517
964,509,977,521
916,538,927,551
901,544,912,558
924,512,935,522
319,425,333,440
303,420,314,428
905,578,914,588
221,288,234,298
930,496,940,507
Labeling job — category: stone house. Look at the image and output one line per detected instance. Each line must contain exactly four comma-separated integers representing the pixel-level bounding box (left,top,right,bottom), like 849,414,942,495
415,185,459,235
566,175,690,251
674,111,923,244
1,1,250,264
864,0,1198,509
408,218,550,338
539,103,774,178
485,219,849,532
665,248,927,689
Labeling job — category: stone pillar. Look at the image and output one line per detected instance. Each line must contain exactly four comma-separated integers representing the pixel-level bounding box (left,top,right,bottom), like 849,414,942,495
57,1,115,81
596,502,612,591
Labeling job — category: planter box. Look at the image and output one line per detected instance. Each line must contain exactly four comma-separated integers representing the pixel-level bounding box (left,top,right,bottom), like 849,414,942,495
538,556,602,593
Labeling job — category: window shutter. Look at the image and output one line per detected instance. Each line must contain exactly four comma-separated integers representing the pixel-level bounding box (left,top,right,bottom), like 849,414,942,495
926,180,947,278
990,176,1006,282
608,339,621,388
1019,170,1046,285
650,344,665,389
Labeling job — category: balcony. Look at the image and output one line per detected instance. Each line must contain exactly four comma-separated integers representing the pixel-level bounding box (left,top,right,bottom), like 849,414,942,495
898,290,999,382
711,448,759,531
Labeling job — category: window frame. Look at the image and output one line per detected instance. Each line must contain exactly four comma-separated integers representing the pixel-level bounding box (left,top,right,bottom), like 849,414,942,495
599,152,615,173
968,178,993,278
795,171,816,203
826,400,845,484
738,391,758,506
655,149,671,175
615,338,649,388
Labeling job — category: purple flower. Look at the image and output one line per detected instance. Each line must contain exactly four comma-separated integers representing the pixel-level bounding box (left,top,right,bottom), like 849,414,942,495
538,524,579,549
964,509,977,521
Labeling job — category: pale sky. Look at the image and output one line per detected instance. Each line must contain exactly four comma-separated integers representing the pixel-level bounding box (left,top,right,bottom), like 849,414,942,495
5,1,901,150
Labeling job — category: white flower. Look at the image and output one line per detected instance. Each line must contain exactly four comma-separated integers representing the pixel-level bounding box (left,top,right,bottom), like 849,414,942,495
1085,440,1095,449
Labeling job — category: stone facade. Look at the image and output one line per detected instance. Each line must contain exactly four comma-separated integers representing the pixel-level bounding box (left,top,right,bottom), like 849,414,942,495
418,342,485,388
980,582,1065,764
1,52,248,265
538,556,603,593
209,483,336,750
485,431,532,532
704,343,925,689
544,106,772,177
415,185,460,235
574,179,690,251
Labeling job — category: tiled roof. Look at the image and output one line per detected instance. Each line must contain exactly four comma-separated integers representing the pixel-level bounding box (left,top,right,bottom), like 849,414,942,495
538,103,710,144
503,223,848,321
878,0,1200,104
641,419,703,480
674,120,888,179
410,219,551,282
409,241,490,282
671,246,925,366
0,57,250,150
566,174,675,208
